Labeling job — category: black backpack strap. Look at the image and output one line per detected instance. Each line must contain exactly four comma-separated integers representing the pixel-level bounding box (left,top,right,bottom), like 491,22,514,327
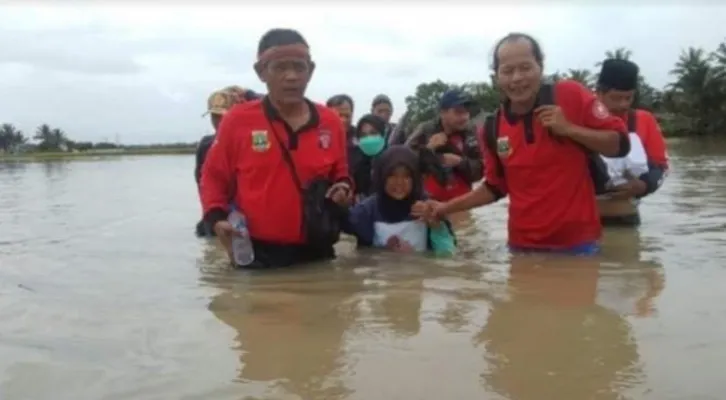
537,83,559,141
269,128,304,193
627,109,637,132
538,83,555,105
541,82,610,195
484,111,504,178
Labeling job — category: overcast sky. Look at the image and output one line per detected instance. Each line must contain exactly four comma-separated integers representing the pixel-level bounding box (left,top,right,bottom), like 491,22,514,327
1,4,724,144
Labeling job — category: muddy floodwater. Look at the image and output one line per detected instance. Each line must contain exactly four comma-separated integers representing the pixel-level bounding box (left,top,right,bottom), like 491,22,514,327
1,138,725,400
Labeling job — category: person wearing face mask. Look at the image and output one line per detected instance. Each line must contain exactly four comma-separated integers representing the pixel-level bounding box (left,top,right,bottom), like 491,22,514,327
341,145,456,255
414,33,630,255
595,59,669,227
348,114,388,199
405,90,484,202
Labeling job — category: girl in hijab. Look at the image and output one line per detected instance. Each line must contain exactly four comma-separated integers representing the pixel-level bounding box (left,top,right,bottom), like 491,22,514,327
349,114,388,199
342,145,456,255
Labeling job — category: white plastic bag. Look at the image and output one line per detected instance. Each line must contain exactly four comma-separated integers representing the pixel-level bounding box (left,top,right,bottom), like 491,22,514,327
601,133,649,188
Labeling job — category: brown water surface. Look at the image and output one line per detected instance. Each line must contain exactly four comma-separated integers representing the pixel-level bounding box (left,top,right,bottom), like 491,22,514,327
1,138,724,400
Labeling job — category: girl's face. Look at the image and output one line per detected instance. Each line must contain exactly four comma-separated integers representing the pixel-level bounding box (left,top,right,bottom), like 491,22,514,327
384,165,413,200
358,122,386,156
358,122,380,137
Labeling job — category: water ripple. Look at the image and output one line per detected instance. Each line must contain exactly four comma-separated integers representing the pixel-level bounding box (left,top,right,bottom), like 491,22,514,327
1,145,725,399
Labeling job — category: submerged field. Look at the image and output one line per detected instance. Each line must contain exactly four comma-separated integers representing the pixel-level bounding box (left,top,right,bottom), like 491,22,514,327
0,147,195,162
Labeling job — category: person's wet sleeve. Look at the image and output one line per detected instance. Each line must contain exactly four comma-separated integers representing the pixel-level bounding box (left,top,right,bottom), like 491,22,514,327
201,114,239,229
340,197,375,246
638,111,669,197
481,129,507,200
332,119,354,189
453,128,484,183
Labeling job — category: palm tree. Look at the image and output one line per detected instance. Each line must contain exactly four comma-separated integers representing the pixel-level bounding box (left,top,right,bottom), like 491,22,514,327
546,71,563,83
50,128,68,150
709,40,726,79
595,48,633,68
605,48,633,60
563,69,594,88
34,124,52,141
668,47,719,134
34,124,60,151
635,76,662,111
708,40,726,132
12,130,27,147
0,123,17,151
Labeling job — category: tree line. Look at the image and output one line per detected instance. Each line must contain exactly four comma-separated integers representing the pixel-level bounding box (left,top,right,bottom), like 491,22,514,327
2,42,724,153
0,123,80,153
403,44,726,137
0,123,195,154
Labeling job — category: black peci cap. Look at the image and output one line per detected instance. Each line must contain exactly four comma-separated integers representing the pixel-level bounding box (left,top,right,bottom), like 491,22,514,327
597,59,639,91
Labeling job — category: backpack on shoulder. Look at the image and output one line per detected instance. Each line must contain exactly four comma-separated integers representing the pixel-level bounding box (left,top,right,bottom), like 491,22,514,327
483,84,613,195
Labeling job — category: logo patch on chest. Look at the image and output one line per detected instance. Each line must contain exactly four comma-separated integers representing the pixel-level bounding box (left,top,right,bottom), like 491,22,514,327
318,129,332,149
592,100,610,119
496,137,511,158
251,130,270,152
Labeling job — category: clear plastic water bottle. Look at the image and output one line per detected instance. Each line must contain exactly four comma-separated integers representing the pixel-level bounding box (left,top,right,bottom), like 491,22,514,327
228,210,254,267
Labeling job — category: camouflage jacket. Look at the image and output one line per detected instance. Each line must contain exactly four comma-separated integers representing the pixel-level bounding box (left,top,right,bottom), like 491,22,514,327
405,118,484,184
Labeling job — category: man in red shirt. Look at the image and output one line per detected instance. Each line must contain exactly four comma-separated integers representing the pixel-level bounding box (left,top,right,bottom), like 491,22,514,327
414,33,629,254
595,59,669,226
200,28,352,268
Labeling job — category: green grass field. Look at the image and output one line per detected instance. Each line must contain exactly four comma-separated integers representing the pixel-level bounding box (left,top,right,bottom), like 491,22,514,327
0,147,196,162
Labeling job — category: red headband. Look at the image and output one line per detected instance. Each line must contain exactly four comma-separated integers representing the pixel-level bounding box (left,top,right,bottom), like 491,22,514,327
257,43,311,65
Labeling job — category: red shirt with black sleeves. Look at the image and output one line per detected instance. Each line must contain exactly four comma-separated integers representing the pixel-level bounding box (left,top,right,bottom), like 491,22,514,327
200,97,350,244
482,80,628,249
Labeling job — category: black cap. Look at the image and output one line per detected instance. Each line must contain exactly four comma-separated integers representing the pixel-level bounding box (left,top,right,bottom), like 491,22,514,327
597,59,639,91
439,90,474,109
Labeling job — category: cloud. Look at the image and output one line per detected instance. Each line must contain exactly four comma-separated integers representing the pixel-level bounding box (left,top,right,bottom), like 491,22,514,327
0,25,144,75
433,39,490,62
0,3,725,144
